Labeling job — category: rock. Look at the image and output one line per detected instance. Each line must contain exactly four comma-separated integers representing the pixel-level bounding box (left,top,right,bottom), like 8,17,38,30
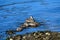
13,35,22,40
6,30,16,35
6,31,60,40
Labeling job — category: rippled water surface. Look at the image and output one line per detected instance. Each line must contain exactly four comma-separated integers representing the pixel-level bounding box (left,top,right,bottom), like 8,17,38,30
0,0,60,40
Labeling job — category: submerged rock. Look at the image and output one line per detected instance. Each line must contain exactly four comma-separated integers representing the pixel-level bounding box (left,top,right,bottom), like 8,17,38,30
6,31,60,40
6,30,16,35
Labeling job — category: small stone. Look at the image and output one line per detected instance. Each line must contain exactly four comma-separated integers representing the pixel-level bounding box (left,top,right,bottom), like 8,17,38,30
23,36,26,39
6,37,13,40
6,30,15,35
45,32,50,36
10,38,13,40
16,27,23,32
14,35,22,40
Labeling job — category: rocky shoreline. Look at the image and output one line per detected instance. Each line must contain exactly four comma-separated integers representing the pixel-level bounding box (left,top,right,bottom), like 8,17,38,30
6,31,60,40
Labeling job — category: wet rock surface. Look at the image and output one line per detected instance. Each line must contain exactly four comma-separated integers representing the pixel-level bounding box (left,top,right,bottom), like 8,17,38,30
6,31,60,40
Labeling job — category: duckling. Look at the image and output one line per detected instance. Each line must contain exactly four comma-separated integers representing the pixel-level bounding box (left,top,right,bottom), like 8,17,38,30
25,16,40,27
26,16,35,23
16,16,40,31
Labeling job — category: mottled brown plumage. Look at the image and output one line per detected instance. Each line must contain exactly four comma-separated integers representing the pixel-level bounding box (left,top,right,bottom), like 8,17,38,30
16,16,40,31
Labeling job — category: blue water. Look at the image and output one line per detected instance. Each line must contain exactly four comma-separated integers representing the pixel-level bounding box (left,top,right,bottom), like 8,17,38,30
0,0,60,40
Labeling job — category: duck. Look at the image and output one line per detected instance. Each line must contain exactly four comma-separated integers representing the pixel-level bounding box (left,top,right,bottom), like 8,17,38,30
16,16,40,31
